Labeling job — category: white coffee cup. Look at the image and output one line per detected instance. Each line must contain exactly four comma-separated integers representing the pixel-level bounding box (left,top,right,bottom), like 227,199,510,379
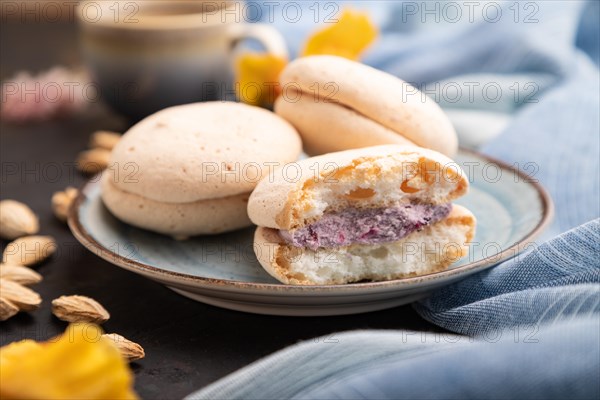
77,0,287,119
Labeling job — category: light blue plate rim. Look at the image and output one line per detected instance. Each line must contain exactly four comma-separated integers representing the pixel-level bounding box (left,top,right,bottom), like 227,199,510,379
68,149,554,293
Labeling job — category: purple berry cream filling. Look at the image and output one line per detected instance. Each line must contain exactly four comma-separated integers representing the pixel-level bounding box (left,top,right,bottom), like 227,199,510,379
279,203,452,250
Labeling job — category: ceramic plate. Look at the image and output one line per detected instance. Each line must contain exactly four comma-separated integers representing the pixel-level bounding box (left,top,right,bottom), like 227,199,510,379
69,150,553,316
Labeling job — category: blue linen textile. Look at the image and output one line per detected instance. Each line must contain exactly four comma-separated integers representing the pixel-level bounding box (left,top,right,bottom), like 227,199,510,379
189,1,600,398
190,223,600,399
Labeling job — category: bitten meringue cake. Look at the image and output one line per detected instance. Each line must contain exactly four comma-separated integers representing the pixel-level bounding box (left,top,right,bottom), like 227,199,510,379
248,145,476,285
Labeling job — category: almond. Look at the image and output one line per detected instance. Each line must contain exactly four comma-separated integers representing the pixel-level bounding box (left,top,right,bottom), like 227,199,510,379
2,235,57,266
102,333,145,362
90,130,121,150
0,200,39,240
0,279,42,311
51,295,110,324
0,264,42,286
52,187,79,222
76,148,111,175
0,297,19,321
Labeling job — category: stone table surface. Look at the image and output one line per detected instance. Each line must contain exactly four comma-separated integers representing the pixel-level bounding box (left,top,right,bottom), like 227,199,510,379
0,20,441,399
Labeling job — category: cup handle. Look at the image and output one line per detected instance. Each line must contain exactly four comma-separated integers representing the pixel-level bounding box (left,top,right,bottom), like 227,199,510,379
227,23,289,59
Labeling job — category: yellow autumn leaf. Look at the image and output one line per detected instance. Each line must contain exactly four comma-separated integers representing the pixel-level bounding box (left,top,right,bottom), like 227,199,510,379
0,324,138,400
235,8,377,107
235,53,287,107
302,8,378,60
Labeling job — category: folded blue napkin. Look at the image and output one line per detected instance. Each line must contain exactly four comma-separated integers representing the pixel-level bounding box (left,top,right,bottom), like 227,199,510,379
190,221,599,399
189,1,600,398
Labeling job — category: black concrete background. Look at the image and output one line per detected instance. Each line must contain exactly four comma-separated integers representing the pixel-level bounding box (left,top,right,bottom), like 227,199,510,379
0,21,442,399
